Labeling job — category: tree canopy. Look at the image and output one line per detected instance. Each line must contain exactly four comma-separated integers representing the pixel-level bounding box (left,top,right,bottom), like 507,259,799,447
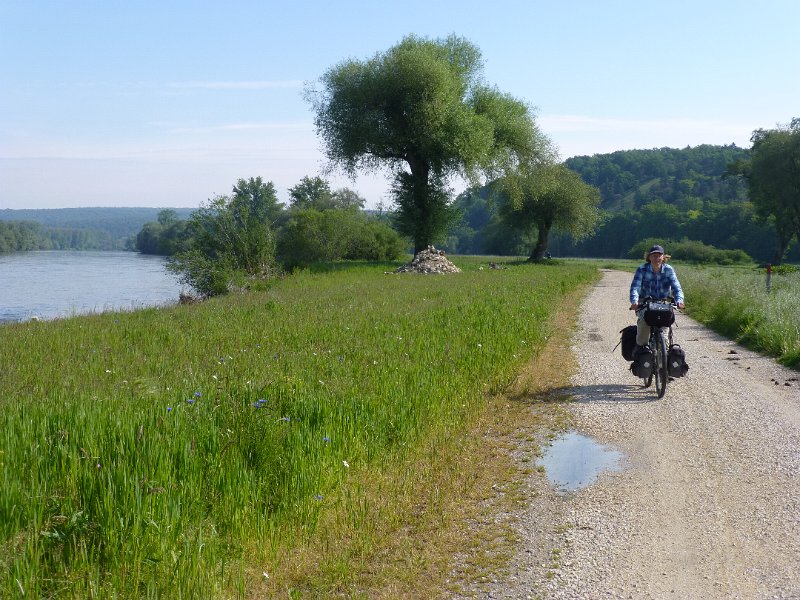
745,118,800,263
167,178,280,296
288,176,367,211
495,164,600,260
307,34,551,253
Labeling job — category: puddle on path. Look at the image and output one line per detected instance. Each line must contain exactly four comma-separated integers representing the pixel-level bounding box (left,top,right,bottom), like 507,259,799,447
536,431,624,494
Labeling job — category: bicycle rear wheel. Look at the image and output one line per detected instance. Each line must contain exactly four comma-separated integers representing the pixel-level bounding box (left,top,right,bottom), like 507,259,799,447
654,329,668,398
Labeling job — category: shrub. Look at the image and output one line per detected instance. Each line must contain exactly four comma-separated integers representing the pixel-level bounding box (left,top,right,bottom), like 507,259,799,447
628,238,753,265
771,263,798,275
278,209,406,269
169,188,279,296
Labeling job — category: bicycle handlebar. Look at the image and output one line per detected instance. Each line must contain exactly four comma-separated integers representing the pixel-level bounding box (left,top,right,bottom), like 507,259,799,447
633,297,681,311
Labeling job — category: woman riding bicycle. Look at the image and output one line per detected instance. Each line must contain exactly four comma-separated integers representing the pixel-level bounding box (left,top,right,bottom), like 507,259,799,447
629,244,685,347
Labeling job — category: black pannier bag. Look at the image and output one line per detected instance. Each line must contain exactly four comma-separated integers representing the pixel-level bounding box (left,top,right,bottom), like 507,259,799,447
668,344,689,377
631,346,654,379
619,325,638,361
644,302,675,327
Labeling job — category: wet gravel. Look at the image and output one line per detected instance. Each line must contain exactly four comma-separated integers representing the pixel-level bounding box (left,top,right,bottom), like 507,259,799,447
458,269,800,599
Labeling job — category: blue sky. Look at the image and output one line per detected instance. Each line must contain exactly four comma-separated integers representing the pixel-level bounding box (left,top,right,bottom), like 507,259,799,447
1,0,798,209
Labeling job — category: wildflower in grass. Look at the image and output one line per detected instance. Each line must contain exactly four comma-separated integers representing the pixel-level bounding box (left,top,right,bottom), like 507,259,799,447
194,391,202,397
279,416,290,422
477,343,482,348
342,460,350,468
253,399,267,408
186,398,195,405
323,436,330,443
314,494,323,501
167,406,172,412
96,462,102,469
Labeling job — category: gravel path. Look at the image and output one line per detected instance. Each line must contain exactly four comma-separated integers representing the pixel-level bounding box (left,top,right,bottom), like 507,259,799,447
467,269,800,599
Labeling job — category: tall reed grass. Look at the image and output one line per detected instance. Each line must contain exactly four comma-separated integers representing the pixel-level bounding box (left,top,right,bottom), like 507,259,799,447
680,264,800,368
0,258,597,597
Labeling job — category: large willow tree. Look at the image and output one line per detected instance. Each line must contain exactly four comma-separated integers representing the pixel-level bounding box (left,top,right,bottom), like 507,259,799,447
306,34,552,253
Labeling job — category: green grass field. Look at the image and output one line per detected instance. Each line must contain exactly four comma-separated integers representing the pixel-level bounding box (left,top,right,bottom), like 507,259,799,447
680,264,800,368
0,258,598,598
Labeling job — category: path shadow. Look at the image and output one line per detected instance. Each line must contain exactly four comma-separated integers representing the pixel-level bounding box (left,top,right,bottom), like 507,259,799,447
509,381,657,406
567,382,660,405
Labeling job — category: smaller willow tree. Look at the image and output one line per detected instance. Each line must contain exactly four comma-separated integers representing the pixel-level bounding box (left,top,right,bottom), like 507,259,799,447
495,164,600,261
306,34,552,253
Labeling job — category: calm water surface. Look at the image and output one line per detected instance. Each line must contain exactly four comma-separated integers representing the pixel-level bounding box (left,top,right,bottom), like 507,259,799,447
536,431,624,494
0,251,184,322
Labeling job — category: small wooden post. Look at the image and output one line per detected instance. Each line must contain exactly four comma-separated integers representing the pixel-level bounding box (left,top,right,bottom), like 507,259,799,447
766,263,772,293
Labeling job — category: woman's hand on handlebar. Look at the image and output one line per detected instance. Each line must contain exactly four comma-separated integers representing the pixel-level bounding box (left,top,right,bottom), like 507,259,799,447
629,302,639,311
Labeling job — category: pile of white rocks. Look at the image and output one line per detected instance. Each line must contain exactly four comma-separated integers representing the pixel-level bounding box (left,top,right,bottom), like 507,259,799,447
392,246,461,274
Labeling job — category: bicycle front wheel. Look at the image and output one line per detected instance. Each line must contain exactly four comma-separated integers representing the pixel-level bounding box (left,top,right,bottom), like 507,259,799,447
654,329,668,398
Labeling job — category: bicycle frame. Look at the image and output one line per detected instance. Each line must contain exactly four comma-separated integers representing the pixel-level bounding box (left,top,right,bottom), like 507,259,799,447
637,297,676,399
646,323,673,398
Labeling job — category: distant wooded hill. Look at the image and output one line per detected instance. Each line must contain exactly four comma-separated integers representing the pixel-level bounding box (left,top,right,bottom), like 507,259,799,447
0,207,195,252
563,144,749,210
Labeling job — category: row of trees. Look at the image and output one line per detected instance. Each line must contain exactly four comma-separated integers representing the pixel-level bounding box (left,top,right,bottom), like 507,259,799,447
308,34,799,265
0,220,117,253
137,176,406,296
145,34,797,294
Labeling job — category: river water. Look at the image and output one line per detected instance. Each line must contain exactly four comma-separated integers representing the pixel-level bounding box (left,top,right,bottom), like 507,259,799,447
0,251,184,323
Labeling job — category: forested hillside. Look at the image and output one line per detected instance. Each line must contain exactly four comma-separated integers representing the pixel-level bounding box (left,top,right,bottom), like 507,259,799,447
0,207,195,252
564,144,749,210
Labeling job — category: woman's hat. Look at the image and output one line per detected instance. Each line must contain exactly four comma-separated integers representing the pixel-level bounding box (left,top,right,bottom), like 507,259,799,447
647,244,665,256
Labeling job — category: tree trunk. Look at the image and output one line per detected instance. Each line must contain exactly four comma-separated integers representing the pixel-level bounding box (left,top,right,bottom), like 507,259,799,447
407,156,431,255
528,221,552,261
771,221,796,265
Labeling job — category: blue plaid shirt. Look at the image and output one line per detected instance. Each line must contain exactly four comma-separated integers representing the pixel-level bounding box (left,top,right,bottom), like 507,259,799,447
629,263,684,305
